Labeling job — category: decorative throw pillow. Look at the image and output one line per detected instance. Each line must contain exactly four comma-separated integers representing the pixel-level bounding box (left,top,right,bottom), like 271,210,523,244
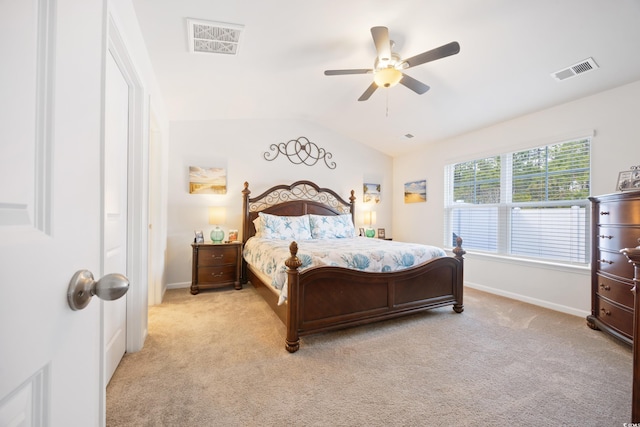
308,214,356,239
257,213,312,240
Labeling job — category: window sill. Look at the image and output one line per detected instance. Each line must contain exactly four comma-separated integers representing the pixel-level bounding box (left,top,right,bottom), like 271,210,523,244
444,247,590,275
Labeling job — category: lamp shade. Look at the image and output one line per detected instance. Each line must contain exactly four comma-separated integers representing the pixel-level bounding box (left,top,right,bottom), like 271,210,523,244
208,207,226,225
363,211,376,226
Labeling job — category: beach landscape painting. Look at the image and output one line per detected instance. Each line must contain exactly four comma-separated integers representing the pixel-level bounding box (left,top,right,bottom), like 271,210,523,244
363,183,381,203
189,166,227,194
404,180,427,203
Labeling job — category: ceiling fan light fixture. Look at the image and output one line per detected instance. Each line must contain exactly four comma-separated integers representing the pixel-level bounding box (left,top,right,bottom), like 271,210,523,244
374,68,402,88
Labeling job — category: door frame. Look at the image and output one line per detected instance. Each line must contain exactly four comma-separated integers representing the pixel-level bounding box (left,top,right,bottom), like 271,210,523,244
100,5,149,402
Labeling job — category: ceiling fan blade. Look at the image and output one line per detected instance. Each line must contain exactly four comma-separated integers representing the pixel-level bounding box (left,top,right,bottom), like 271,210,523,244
403,41,460,69
324,69,372,76
371,26,391,61
399,74,430,95
358,82,378,101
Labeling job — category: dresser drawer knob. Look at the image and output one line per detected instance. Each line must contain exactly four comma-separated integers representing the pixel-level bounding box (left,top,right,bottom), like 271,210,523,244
600,308,611,316
599,259,614,265
599,283,611,291
597,234,613,239
600,211,610,216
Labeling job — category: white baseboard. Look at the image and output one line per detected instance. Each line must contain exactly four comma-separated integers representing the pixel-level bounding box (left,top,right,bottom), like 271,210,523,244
465,281,590,318
167,282,190,290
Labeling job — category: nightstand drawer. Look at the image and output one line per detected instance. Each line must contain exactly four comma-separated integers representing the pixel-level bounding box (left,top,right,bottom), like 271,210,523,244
197,265,237,284
198,245,239,266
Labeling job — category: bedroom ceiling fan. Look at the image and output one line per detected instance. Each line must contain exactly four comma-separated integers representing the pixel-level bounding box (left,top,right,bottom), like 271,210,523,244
324,26,460,101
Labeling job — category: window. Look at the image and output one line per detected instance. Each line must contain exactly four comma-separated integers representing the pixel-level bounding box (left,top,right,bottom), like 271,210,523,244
445,137,591,264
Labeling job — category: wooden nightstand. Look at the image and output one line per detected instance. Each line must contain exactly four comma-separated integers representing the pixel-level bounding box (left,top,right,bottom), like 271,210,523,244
191,242,243,295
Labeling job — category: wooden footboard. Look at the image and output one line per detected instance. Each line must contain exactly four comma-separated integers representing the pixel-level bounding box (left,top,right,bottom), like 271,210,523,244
284,238,465,353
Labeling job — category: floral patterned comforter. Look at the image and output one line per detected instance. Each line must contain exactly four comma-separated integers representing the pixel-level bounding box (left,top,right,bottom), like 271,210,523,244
243,236,447,305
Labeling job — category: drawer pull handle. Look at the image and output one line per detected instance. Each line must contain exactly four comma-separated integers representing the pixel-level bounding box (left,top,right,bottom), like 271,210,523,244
600,211,610,216
599,283,611,291
600,308,611,316
210,272,224,278
599,259,614,264
597,235,613,239
211,254,224,260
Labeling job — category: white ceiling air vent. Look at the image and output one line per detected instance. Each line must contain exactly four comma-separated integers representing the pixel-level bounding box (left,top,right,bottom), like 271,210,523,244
551,57,599,81
187,19,244,55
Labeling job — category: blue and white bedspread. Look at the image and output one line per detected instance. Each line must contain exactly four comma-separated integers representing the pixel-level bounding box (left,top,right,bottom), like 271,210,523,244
243,236,447,305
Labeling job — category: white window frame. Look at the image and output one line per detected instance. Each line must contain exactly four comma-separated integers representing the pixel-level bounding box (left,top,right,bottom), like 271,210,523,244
444,137,591,265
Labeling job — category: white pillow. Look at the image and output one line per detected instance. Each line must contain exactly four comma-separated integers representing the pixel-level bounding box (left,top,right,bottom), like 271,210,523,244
253,216,263,237
257,212,312,240
308,214,356,239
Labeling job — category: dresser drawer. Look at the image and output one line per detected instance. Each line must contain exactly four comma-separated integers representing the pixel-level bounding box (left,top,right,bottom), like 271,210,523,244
596,248,634,279
198,245,239,266
595,226,640,251
595,296,633,339
596,200,640,225
197,265,238,284
595,273,634,309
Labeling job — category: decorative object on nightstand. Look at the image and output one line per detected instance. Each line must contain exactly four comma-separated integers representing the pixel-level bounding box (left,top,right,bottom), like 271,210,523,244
191,241,242,295
208,206,226,243
377,228,386,239
364,211,376,237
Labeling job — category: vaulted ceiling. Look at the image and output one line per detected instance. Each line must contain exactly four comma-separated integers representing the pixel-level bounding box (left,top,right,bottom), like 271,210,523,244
132,0,640,156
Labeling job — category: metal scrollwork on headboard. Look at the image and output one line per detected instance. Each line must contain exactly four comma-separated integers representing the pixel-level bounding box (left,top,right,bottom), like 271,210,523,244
263,136,336,169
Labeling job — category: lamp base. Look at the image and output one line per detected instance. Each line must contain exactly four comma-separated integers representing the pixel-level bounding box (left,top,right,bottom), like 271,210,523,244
365,228,375,238
210,227,224,243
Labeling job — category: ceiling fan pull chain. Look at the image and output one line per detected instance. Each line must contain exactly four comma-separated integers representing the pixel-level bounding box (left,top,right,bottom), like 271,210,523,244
386,89,389,117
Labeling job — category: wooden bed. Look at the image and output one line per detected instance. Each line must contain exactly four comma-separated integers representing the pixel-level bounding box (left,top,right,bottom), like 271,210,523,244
241,180,465,352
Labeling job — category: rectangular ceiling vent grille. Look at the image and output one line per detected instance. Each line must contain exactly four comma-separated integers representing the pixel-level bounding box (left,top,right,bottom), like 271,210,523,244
551,57,599,81
187,19,244,55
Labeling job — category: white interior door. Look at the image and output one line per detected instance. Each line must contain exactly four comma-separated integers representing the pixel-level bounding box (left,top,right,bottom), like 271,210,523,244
0,0,108,424
104,50,129,384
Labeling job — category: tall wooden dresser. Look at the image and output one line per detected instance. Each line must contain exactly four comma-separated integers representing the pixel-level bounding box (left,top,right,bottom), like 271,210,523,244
587,190,640,344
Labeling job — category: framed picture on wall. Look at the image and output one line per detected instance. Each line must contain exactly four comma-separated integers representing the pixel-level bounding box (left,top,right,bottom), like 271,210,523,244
189,166,227,194
404,180,427,203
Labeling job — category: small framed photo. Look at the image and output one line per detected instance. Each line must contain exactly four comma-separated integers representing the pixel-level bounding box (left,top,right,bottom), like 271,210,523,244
228,229,238,242
194,230,204,243
617,170,640,192
378,228,386,239
359,227,365,237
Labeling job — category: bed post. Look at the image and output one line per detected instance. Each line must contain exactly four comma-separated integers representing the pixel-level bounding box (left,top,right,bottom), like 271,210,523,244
349,190,356,226
285,242,302,353
241,182,251,284
452,236,465,313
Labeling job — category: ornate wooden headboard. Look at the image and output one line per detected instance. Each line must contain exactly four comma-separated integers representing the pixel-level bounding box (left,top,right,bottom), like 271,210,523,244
241,180,356,244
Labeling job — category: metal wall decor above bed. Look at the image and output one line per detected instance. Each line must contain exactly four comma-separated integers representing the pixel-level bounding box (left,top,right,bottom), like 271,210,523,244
263,136,336,169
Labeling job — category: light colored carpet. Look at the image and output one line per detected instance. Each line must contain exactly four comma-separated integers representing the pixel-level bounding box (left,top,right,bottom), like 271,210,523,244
107,285,632,426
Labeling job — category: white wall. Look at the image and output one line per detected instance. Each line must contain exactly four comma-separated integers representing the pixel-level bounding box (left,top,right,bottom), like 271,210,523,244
393,80,640,317
166,118,393,286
